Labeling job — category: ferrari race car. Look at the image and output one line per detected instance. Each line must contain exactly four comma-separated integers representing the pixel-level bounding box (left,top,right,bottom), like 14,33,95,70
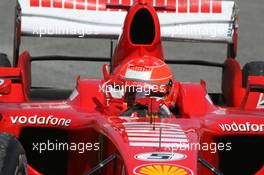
0,0,264,175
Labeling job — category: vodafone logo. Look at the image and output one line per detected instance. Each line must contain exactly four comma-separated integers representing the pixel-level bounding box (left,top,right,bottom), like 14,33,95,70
219,122,264,132
10,115,71,126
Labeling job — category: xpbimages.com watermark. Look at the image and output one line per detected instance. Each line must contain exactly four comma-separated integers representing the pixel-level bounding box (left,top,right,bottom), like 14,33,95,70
98,81,166,95
164,142,232,154
32,140,100,154
32,24,229,38
32,26,93,38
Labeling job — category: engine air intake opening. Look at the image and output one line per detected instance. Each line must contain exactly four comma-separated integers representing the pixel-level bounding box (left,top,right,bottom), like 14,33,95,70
130,8,155,45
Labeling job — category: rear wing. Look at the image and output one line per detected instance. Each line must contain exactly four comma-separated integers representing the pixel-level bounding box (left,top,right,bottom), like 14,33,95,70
14,0,238,65
19,0,237,43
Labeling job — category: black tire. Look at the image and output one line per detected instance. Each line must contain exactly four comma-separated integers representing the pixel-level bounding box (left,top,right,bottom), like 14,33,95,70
0,133,27,175
242,61,264,87
0,53,11,67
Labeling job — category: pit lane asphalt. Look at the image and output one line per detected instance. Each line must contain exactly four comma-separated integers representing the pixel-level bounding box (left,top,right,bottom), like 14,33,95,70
0,0,263,93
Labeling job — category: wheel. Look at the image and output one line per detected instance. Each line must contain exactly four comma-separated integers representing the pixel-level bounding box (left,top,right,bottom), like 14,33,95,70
242,61,264,87
0,53,11,67
0,133,27,175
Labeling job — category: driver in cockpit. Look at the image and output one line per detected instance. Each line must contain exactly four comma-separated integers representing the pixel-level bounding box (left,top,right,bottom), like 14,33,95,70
102,56,179,118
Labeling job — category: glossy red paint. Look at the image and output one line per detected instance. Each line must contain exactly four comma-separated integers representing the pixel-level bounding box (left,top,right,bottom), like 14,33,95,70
167,0,176,12
18,51,31,100
98,0,108,10
201,0,210,13
64,0,74,9
111,4,163,70
241,77,264,110
178,82,217,117
30,0,39,7
222,58,245,107
178,0,187,13
0,1,263,175
189,0,199,13
87,0,97,10
53,0,63,8
256,166,264,175
0,67,25,102
41,0,51,7
76,0,85,9
212,0,222,13
222,58,264,111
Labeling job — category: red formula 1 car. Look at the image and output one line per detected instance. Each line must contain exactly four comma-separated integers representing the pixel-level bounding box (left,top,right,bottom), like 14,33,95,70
0,0,264,175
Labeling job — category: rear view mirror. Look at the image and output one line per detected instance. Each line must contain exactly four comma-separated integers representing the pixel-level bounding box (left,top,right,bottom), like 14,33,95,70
0,79,11,95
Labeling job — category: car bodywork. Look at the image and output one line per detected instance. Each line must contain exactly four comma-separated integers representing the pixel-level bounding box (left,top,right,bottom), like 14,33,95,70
0,0,264,175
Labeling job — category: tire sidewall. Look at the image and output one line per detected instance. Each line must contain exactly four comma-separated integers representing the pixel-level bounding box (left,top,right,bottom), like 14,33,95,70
0,134,27,175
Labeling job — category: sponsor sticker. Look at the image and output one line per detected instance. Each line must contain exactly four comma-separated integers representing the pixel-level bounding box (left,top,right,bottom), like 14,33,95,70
134,164,193,175
219,122,264,132
10,115,71,126
135,152,186,162
123,122,189,148
257,93,264,109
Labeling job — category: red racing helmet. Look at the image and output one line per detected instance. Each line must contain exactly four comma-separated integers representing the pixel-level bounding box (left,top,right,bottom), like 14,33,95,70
118,56,173,85
111,56,174,105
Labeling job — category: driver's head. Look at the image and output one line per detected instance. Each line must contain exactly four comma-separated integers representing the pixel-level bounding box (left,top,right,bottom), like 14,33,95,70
115,56,174,105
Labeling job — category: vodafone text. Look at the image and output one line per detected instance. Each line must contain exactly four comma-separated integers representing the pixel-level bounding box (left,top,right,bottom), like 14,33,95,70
10,115,71,126
219,122,264,132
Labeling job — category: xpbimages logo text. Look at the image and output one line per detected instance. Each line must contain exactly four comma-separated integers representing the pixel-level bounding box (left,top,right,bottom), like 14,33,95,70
98,81,166,95
32,140,100,154
10,115,71,126
164,142,232,154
